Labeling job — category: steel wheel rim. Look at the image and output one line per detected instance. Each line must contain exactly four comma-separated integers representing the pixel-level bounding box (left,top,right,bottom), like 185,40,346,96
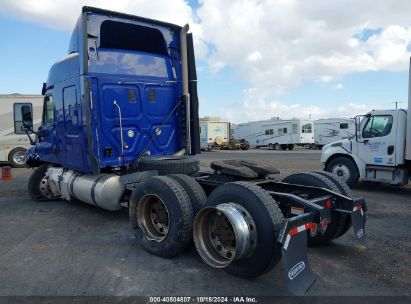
332,164,350,183
13,151,26,165
209,210,237,260
137,194,170,242
193,203,257,268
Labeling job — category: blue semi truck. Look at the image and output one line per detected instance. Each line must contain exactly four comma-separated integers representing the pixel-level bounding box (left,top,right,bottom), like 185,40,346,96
18,7,370,295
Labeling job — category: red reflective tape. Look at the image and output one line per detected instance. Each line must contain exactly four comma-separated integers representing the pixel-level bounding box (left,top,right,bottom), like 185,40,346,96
288,222,315,236
311,223,317,235
288,226,299,236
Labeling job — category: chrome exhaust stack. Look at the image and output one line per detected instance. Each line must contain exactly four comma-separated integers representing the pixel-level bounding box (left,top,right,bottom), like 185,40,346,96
193,203,256,268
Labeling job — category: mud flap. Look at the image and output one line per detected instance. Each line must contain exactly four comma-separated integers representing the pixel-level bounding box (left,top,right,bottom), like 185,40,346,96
351,204,372,248
281,230,316,296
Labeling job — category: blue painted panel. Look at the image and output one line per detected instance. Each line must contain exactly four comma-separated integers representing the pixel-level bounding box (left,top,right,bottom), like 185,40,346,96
146,86,176,116
95,76,181,168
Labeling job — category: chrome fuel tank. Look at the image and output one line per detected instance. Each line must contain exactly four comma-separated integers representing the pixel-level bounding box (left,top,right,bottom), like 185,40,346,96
47,168,125,211
70,174,125,211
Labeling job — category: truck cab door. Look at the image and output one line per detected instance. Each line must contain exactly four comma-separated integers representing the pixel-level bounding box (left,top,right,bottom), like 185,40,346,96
356,111,398,166
36,95,59,164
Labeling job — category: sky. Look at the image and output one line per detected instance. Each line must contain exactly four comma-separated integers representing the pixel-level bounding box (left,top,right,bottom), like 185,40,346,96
0,0,410,123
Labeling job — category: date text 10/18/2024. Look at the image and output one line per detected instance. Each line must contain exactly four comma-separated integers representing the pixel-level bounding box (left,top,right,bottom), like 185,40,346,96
149,297,258,303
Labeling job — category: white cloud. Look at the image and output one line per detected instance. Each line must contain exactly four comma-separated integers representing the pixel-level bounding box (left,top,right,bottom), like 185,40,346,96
217,87,329,123
336,102,376,118
2,0,411,121
0,0,209,57
196,0,411,121
198,0,411,81
0,0,194,30
219,98,377,123
333,83,344,90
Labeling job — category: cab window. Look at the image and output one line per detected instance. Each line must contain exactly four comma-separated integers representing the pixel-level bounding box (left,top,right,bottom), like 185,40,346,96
43,96,54,124
362,115,393,138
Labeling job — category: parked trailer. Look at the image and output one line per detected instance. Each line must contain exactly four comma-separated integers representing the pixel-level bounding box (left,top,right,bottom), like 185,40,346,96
313,118,355,149
19,7,370,295
233,119,314,150
0,94,43,167
200,120,230,150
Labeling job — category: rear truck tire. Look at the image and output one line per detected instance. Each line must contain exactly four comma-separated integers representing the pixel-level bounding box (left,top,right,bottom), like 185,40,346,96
137,156,200,175
268,143,274,150
282,172,348,246
195,181,284,278
326,157,359,187
280,144,287,150
313,170,353,197
287,144,294,150
168,174,206,216
8,147,27,168
274,143,280,150
129,176,194,258
312,170,353,238
28,164,51,201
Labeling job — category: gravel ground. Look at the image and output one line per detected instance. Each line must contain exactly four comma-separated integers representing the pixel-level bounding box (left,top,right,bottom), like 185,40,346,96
0,149,410,297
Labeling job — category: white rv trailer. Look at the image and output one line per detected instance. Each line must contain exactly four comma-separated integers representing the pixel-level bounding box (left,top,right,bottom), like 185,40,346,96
200,117,230,150
0,94,43,167
314,118,355,149
232,118,314,150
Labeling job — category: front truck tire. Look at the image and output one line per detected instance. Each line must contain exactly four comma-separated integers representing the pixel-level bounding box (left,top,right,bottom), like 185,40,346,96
8,147,27,168
205,182,284,278
129,176,194,258
282,172,349,246
28,164,51,201
326,157,359,187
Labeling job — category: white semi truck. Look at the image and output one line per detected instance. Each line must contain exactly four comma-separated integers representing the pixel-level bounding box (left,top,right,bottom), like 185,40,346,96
321,62,411,187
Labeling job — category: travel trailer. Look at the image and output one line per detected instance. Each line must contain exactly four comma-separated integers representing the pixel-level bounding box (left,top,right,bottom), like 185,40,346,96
199,117,230,150
0,94,43,167
314,118,355,149
233,118,314,150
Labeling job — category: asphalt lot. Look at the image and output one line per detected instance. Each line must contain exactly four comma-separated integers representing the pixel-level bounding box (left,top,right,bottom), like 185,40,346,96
0,149,410,296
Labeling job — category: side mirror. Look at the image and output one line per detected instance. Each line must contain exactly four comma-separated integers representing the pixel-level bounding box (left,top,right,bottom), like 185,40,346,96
41,82,47,96
21,105,33,130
